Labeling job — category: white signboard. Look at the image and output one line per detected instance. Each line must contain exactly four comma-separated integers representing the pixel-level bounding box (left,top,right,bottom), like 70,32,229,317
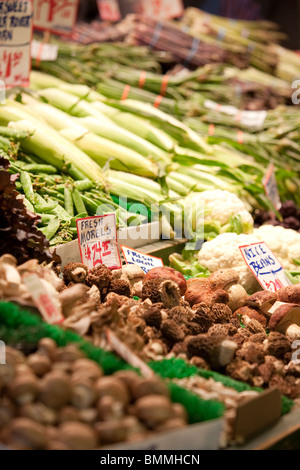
0,0,33,89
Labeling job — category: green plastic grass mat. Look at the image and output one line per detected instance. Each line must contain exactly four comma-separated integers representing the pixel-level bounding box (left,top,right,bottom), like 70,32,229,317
0,301,224,424
150,358,294,416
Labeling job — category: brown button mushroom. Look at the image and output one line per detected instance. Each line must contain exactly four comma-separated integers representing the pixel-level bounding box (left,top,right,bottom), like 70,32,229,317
131,378,169,400
19,403,57,426
97,396,125,421
71,358,103,382
134,394,173,428
94,420,128,444
269,304,300,340
8,373,40,405
143,267,187,296
247,291,278,315
94,376,130,406
39,371,72,409
70,377,96,409
27,354,51,377
6,418,48,450
59,421,98,450
38,337,57,360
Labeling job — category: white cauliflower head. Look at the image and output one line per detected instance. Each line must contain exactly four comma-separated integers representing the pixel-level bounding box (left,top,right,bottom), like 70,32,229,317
198,232,260,293
254,225,300,270
184,189,253,235
198,225,300,294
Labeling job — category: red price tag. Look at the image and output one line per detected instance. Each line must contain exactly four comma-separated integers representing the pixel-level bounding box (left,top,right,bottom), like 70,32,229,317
33,0,79,35
76,214,122,271
141,0,184,20
97,0,121,22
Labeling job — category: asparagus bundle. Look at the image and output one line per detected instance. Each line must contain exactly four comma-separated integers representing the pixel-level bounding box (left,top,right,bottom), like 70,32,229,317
124,15,248,69
181,8,300,81
33,41,173,87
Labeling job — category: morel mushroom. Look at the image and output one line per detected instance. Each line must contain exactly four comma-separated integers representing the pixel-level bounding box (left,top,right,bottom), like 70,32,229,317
269,304,300,340
142,279,181,308
187,334,238,369
63,263,88,284
143,267,187,296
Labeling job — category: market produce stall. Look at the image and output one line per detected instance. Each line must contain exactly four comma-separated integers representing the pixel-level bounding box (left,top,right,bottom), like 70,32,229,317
1,1,300,453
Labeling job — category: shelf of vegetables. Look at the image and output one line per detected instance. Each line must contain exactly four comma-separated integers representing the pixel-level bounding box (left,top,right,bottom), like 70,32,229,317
2,6,300,452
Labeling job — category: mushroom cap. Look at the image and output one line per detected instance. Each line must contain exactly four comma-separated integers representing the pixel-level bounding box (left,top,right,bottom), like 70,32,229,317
143,267,187,296
269,303,300,332
247,291,277,312
235,306,267,328
208,269,239,291
277,284,300,304
122,265,145,281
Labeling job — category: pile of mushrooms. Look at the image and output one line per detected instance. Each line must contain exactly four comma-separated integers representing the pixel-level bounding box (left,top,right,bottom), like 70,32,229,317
3,254,300,401
0,339,187,450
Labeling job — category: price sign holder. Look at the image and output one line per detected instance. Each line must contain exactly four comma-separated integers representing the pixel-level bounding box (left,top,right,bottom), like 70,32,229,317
23,273,64,324
106,329,155,378
121,245,164,274
263,163,281,211
0,0,34,89
239,241,292,293
33,0,79,36
76,214,122,271
97,0,121,22
141,0,184,20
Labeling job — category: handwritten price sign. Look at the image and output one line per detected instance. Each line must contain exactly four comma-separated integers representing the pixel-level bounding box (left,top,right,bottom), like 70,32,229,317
239,241,291,293
76,214,122,271
33,0,79,35
121,245,164,274
141,0,184,20
263,163,281,211
0,0,33,89
97,0,121,22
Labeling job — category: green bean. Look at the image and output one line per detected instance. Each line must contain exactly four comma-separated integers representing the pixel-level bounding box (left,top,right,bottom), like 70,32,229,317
23,163,58,174
40,187,65,203
34,194,58,213
40,217,60,240
65,163,87,181
64,187,74,217
23,197,35,213
0,126,29,141
36,213,57,224
20,171,36,204
48,198,72,220
74,179,94,191
72,188,86,215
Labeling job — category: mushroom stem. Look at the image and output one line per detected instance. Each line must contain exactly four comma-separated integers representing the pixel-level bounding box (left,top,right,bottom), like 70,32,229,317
285,324,300,340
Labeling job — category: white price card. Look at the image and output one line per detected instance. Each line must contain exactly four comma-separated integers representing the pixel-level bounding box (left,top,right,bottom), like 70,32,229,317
106,329,155,378
121,245,164,274
0,0,33,89
263,163,281,210
33,0,79,35
23,273,64,324
97,0,121,22
239,241,292,293
31,39,58,61
76,214,122,271
141,0,184,20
